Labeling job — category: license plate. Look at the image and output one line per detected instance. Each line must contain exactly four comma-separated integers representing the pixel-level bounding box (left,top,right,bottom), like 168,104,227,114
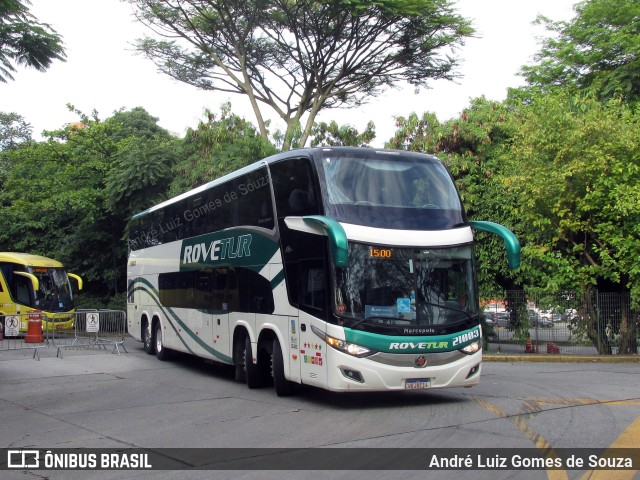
405,379,431,390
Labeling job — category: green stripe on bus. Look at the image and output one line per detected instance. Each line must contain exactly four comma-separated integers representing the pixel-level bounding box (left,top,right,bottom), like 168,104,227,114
133,277,233,363
270,269,285,290
344,325,481,354
131,279,194,354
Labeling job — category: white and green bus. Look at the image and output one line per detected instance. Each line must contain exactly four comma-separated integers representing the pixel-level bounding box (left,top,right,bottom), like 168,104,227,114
127,147,520,395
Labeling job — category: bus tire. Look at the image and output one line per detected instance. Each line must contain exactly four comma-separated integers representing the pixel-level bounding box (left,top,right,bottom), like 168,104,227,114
154,321,171,361
143,320,154,355
234,336,247,383
245,336,264,389
272,337,295,397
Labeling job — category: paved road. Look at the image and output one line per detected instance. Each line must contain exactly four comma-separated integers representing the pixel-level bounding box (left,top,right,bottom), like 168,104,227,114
1,341,639,479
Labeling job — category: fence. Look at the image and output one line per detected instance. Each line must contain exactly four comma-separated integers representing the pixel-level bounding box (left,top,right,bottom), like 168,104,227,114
0,312,48,359
482,291,640,356
0,310,127,360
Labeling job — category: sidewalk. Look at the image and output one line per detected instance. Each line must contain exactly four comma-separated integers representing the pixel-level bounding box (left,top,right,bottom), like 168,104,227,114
484,353,640,363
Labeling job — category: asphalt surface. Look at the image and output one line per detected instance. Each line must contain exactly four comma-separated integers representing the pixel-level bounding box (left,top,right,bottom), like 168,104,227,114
1,340,639,480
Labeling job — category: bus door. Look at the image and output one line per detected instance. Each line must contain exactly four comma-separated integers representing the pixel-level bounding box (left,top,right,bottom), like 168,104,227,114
205,268,231,362
296,259,329,387
269,155,329,386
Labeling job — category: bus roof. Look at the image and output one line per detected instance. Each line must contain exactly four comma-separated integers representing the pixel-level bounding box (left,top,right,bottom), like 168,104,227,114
130,147,440,221
131,158,269,221
0,252,64,268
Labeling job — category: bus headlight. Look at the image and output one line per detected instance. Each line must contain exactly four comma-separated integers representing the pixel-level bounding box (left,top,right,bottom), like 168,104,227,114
311,325,376,358
460,340,481,355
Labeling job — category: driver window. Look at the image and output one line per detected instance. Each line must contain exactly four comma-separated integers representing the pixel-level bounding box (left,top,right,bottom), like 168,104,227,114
270,158,320,217
14,275,33,306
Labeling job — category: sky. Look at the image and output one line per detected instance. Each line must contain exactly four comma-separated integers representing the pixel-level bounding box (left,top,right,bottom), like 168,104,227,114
1,0,578,147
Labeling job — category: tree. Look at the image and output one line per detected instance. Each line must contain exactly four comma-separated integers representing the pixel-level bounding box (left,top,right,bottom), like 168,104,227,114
169,103,276,195
128,0,473,149
109,106,175,141
0,111,32,190
0,0,66,82
520,0,640,103
104,109,181,219
0,107,179,304
310,120,376,147
0,111,32,150
502,92,640,352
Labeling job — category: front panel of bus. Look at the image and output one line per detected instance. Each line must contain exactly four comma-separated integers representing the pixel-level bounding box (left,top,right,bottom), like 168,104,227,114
283,149,482,391
0,262,77,330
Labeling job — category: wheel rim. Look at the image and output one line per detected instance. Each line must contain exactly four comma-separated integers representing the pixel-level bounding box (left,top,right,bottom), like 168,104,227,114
239,343,247,371
144,324,151,346
156,326,162,352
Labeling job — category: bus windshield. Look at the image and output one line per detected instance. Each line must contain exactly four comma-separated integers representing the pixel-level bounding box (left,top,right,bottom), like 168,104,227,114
316,151,466,230
334,243,478,327
28,267,75,312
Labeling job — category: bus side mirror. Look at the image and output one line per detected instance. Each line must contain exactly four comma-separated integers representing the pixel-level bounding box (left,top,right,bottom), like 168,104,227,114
68,273,83,291
284,215,349,268
470,221,521,270
14,271,40,292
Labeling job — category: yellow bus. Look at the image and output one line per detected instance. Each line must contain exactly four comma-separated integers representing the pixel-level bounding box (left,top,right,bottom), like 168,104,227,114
0,252,83,332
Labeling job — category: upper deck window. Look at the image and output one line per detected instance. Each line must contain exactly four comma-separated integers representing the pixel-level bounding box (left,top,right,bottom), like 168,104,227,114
315,151,466,230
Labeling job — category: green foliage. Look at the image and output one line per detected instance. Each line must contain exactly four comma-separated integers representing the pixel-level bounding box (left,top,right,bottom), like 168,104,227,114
520,0,640,103
0,0,66,82
169,103,276,195
74,292,127,311
0,106,177,298
109,107,174,141
105,136,180,219
310,120,376,147
0,111,32,151
503,92,640,307
0,111,32,191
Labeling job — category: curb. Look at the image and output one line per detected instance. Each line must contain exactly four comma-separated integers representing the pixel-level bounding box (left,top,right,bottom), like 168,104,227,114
484,354,640,363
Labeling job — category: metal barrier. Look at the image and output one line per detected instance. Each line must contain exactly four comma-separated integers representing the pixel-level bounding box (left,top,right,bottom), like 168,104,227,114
482,291,640,356
49,310,128,358
0,312,48,360
1,310,127,360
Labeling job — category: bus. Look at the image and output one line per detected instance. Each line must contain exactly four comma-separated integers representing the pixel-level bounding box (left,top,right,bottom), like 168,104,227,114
127,147,520,395
0,252,83,332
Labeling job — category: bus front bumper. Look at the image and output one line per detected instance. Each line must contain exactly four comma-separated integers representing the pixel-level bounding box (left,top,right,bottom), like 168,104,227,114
321,349,482,392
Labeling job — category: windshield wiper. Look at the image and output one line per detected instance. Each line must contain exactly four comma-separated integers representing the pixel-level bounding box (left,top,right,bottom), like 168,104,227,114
420,301,474,321
348,316,413,329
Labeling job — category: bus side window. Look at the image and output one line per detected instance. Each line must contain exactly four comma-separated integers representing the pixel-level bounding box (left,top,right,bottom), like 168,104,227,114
14,275,32,306
269,158,320,218
230,267,274,314
218,268,232,312
232,167,274,229
299,260,326,313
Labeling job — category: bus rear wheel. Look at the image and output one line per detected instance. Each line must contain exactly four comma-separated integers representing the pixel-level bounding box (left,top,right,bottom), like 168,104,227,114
272,338,295,396
234,336,247,383
143,320,154,355
245,336,265,389
154,321,171,361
